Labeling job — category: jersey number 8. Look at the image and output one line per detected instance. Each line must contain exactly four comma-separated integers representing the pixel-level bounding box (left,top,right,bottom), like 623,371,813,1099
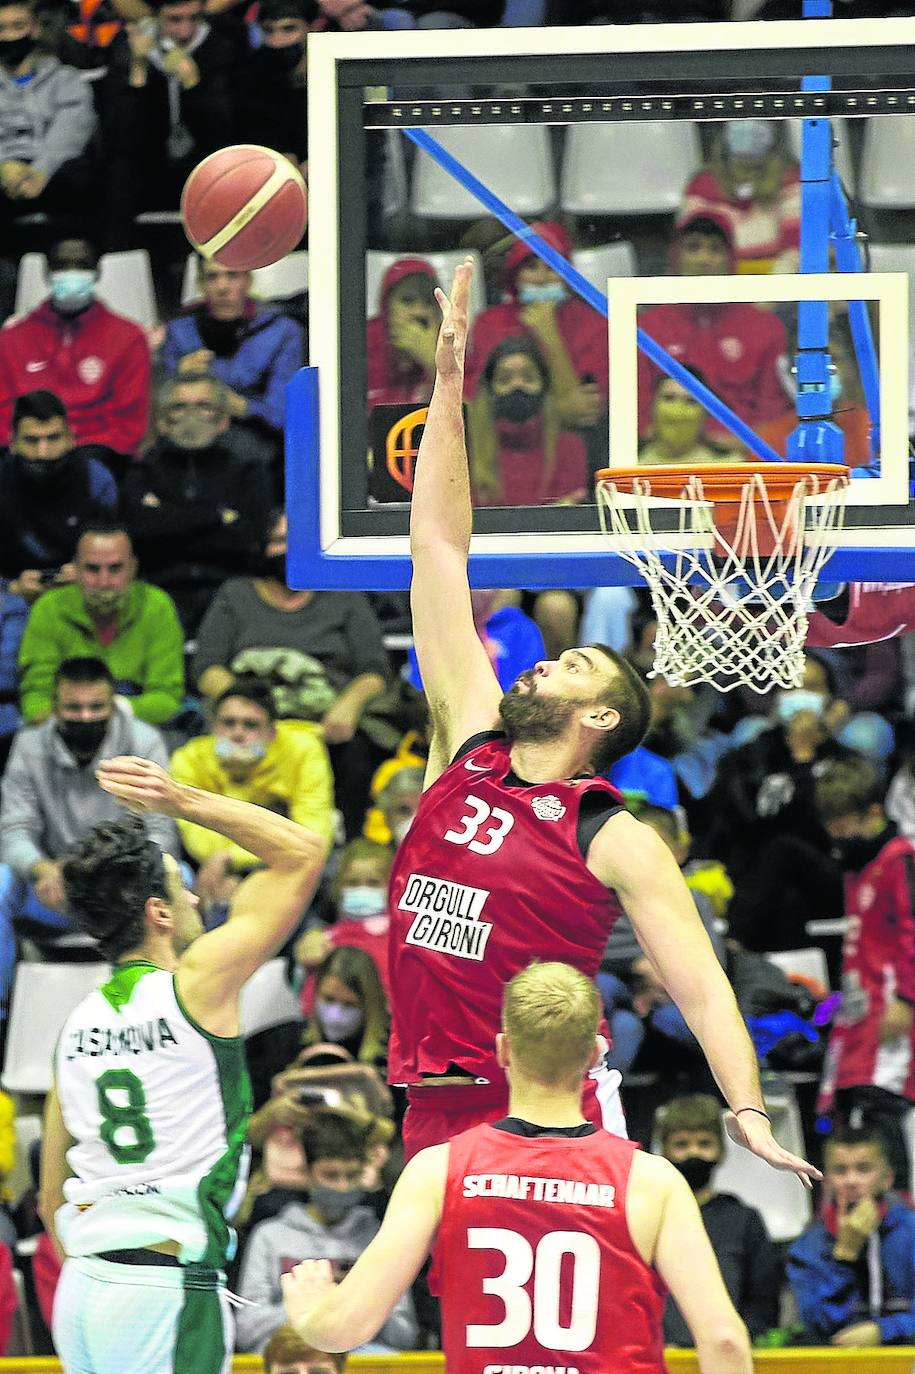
97,1068,156,1165
466,1227,600,1352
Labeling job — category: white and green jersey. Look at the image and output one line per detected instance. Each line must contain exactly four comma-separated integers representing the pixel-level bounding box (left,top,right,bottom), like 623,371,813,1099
55,961,251,1269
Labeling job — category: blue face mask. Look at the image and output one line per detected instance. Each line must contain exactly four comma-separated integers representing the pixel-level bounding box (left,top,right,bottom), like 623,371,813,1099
517,282,567,306
214,737,267,766
49,269,96,314
775,689,826,724
338,886,387,920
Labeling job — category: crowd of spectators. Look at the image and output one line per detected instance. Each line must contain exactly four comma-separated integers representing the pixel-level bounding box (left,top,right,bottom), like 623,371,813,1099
0,0,914,1362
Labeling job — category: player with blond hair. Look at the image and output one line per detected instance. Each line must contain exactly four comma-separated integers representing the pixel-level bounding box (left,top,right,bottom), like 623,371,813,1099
283,960,753,1374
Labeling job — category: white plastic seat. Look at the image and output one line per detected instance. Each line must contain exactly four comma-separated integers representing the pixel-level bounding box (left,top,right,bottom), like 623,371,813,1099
8,1114,40,1208
180,250,310,306
382,129,409,222
571,240,638,293
561,121,702,216
411,125,556,220
14,250,158,327
365,248,485,321
239,957,301,1037
765,946,830,991
2,962,110,1096
860,116,915,208
785,117,855,194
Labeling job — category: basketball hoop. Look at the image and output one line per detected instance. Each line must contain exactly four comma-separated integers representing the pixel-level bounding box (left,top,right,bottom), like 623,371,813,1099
595,462,851,694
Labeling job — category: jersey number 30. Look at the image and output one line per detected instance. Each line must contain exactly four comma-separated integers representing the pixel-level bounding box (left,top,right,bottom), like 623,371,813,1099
466,1227,600,1352
444,795,514,856
97,1068,156,1165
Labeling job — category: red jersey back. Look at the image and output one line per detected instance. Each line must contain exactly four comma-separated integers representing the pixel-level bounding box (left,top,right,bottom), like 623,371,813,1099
387,734,623,1084
430,1122,666,1374
819,835,915,1110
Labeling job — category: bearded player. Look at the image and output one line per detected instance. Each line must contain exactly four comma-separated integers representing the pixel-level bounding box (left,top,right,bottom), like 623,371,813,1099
387,257,819,1194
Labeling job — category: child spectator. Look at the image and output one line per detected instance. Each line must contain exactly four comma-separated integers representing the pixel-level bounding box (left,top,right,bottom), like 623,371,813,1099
815,756,915,1192
18,520,185,727
294,839,393,997
657,1093,780,1345
0,238,150,471
264,1323,344,1374
637,211,790,447
236,1112,416,1354
467,334,588,505
787,1125,915,1346
366,258,440,410
681,119,800,274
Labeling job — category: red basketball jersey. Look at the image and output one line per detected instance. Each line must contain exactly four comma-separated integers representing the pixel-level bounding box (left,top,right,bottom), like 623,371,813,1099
430,1122,667,1374
807,582,915,648
387,733,623,1085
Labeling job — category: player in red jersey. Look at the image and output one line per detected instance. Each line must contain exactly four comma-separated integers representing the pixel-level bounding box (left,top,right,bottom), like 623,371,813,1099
808,582,915,649
389,256,819,1185
282,961,753,1374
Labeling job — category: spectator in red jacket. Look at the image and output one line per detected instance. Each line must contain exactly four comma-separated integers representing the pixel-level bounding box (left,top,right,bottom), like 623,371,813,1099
637,211,790,448
366,257,440,410
0,237,150,474
464,219,606,435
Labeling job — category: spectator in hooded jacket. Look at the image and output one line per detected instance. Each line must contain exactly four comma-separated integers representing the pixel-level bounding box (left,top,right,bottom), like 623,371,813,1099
464,219,607,434
0,0,96,222
0,390,116,602
162,255,304,469
637,211,790,448
0,238,150,470
366,258,440,411
234,0,312,173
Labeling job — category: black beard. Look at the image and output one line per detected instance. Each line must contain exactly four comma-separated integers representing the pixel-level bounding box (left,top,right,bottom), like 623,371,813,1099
498,672,579,743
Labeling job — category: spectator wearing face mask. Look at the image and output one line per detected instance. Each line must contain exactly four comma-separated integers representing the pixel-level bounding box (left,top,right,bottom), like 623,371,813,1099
681,119,800,274
366,258,441,410
638,372,744,469
236,1112,417,1355
17,520,185,727
0,238,151,472
0,656,178,1016
366,766,423,851
235,0,312,175
656,1094,780,1347
466,334,588,506
300,946,389,1070
294,839,394,999
464,221,607,435
0,390,116,604
169,678,334,922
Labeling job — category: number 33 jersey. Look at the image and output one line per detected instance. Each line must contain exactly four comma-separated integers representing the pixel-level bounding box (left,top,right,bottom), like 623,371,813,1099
388,733,624,1085
54,961,252,1267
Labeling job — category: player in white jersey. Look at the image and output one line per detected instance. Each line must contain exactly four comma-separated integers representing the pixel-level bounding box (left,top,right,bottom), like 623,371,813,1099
37,755,328,1374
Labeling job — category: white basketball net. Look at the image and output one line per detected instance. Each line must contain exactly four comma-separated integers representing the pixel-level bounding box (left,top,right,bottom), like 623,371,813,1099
596,467,850,694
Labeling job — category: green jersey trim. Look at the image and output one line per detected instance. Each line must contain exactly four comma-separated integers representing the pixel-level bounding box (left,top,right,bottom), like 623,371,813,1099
172,976,251,1268
100,962,161,1014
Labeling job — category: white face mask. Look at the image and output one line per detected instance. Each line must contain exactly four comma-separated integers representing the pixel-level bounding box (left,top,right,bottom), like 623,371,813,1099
338,886,387,919
775,689,826,724
49,269,96,314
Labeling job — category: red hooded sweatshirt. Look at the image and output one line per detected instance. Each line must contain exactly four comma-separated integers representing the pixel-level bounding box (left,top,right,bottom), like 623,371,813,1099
0,299,150,457
464,220,609,400
637,208,791,445
366,257,439,409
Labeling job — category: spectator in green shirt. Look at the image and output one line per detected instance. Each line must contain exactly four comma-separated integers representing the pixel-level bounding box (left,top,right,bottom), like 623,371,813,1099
18,519,185,725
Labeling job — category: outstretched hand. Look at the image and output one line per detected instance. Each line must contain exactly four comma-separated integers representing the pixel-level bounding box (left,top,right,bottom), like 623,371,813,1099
725,1109,822,1190
281,1257,336,1329
96,756,184,818
433,256,473,381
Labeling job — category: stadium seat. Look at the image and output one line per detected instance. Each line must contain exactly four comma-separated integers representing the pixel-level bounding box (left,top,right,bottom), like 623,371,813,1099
1,963,110,1096
785,117,855,193
571,241,638,293
8,1115,40,1207
239,957,301,1037
411,125,556,220
365,248,485,321
560,121,702,216
180,250,310,306
14,250,158,327
859,115,915,208
765,946,830,992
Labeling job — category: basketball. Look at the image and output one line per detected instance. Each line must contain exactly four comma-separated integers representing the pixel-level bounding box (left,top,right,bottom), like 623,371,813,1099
180,144,308,271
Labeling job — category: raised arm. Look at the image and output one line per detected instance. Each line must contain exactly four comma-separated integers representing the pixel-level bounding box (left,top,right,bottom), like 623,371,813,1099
410,259,503,782
589,809,820,1187
97,757,327,1037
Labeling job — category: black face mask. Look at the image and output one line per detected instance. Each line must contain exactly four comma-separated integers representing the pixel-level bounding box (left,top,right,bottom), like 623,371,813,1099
57,717,108,761
0,34,35,65
196,310,247,358
251,552,287,582
17,454,69,484
673,1155,717,1191
492,389,543,424
265,40,305,71
831,831,888,874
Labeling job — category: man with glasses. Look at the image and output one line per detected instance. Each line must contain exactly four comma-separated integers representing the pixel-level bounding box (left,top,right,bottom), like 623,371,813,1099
122,371,273,634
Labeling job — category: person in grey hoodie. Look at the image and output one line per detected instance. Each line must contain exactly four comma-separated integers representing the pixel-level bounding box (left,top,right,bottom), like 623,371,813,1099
236,1113,418,1356
0,655,178,1013
0,0,96,217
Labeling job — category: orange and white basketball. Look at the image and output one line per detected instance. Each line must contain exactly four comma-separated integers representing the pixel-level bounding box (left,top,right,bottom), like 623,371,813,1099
180,144,308,271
